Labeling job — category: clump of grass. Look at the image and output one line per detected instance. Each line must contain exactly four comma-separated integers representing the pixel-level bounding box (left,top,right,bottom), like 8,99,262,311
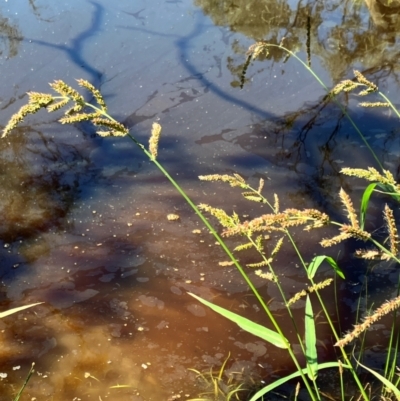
188,354,247,401
3,62,400,401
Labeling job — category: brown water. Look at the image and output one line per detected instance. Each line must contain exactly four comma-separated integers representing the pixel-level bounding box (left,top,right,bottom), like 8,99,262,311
0,0,400,400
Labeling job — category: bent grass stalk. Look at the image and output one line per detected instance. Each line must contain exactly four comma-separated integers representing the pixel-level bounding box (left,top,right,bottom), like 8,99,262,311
245,43,392,171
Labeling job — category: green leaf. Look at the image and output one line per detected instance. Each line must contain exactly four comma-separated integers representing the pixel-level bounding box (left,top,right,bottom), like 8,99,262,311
360,183,377,230
248,362,350,401
305,295,318,381
307,256,344,279
356,359,400,399
188,293,288,349
0,302,43,319
376,183,400,203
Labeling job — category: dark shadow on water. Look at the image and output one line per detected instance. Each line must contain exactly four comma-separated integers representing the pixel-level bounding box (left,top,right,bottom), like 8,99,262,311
0,1,105,87
120,11,275,121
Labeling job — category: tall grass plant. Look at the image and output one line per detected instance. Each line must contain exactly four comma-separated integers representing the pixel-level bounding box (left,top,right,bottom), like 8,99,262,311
2,44,400,400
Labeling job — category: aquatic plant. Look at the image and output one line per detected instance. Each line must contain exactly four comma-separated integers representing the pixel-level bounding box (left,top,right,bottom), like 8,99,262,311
190,46,400,400
193,167,400,400
2,59,400,400
0,303,42,400
187,353,246,401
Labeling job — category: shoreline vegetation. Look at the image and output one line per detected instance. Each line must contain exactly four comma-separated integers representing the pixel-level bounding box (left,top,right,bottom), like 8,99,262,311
2,43,400,400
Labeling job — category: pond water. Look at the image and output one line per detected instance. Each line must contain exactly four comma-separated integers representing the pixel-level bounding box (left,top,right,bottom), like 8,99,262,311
0,0,400,400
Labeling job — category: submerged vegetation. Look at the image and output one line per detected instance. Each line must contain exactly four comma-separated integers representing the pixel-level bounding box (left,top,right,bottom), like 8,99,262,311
0,304,42,400
2,42,400,400
187,353,248,401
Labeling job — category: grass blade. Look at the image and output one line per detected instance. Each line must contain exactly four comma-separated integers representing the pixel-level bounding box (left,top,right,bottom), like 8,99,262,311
305,295,318,381
248,362,349,401
188,293,288,349
307,256,344,280
356,359,400,399
360,183,377,230
0,302,43,319
218,352,230,381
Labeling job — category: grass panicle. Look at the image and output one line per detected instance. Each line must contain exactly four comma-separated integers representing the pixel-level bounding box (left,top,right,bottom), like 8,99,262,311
59,112,101,124
149,122,162,160
198,204,242,231
273,193,280,213
246,41,268,61
335,295,400,347
234,241,254,252
321,225,371,248
353,70,378,93
46,98,70,112
339,188,359,228
223,208,330,237
287,279,333,306
271,236,284,258
383,204,399,257
27,91,54,105
341,167,400,191
246,260,270,268
255,270,276,282
354,248,383,260
242,191,264,203
91,117,128,135
2,79,129,140
330,79,359,96
257,178,265,194
2,103,43,138
49,80,85,107
360,101,390,108
76,78,107,112
199,173,247,189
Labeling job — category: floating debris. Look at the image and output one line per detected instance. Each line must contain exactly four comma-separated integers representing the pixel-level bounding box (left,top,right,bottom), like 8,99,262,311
167,213,180,221
219,261,235,267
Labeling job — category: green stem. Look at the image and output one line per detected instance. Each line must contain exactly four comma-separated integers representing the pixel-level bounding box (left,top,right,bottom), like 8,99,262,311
261,44,383,170
241,183,368,399
125,133,318,401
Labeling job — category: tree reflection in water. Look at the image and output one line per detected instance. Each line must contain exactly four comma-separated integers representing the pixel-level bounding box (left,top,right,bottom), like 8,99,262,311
0,126,91,267
195,0,400,210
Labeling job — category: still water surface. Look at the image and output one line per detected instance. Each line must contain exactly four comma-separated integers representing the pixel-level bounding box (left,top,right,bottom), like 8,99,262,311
0,0,400,399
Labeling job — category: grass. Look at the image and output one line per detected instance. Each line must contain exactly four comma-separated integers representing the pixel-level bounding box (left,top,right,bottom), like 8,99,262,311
1,43,400,400
187,353,247,401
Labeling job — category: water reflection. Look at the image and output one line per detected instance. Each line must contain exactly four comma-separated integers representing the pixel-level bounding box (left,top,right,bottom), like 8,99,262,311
0,14,22,58
196,0,400,83
0,127,87,270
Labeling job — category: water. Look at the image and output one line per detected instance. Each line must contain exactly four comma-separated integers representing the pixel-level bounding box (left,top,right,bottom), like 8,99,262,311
0,0,400,399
